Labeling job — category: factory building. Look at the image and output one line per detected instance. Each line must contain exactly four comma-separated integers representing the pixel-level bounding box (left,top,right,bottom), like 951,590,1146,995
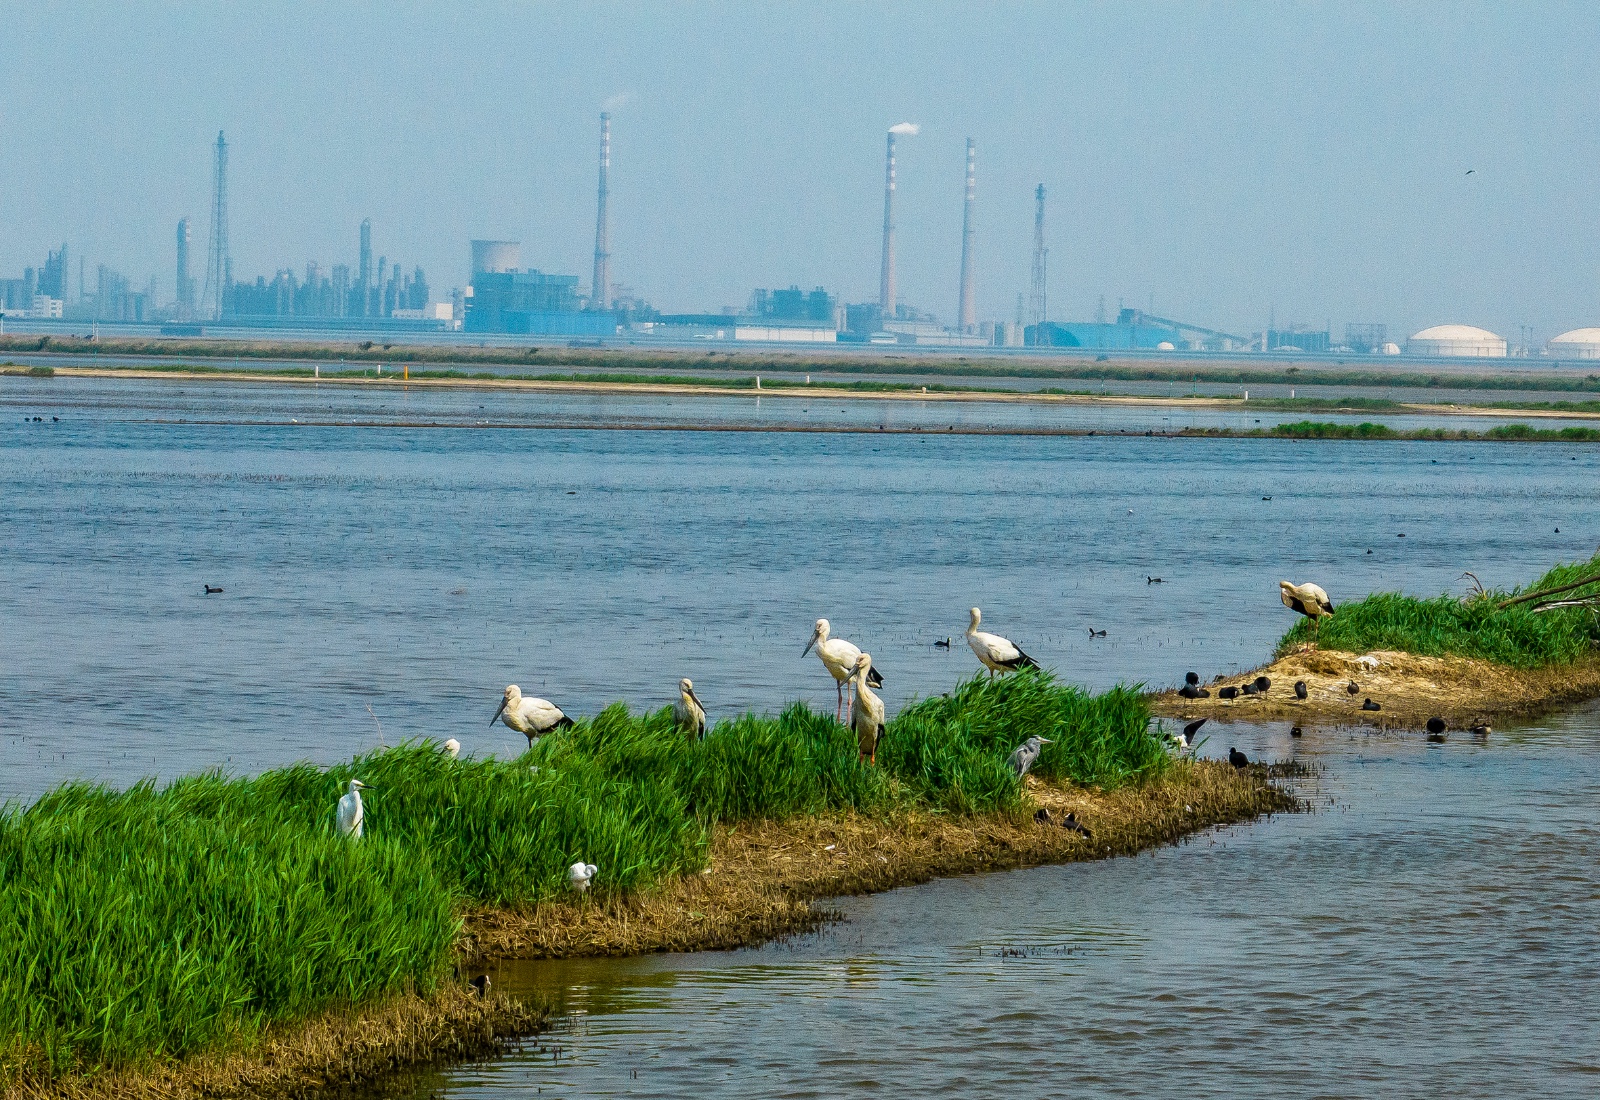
463,239,616,336
1547,328,1600,359
1405,324,1506,357
1027,309,1247,352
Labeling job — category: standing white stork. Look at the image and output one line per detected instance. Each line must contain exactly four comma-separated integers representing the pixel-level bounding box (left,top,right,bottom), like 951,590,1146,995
674,678,707,739
850,653,886,765
1279,581,1335,650
803,618,884,722
336,778,368,840
491,684,574,748
965,607,1039,677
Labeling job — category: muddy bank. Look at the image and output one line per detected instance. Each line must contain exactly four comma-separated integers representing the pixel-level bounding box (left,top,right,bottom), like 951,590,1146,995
461,760,1295,963
1150,648,1600,727
15,763,1293,1100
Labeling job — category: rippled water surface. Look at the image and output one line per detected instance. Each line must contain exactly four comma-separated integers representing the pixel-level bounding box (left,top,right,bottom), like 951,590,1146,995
4,377,1600,1096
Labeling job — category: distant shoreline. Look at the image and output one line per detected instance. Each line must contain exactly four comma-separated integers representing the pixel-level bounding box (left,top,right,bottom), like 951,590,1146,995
9,365,1600,439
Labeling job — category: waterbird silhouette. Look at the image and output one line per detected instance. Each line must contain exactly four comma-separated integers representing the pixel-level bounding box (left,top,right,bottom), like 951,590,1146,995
1007,735,1053,778
203,584,223,594
469,974,491,997
1362,698,1382,711
933,637,951,649
1088,627,1107,638
966,607,1038,678
1228,747,1250,768
1294,680,1308,700
1426,717,1446,735
1254,676,1271,692
1147,576,1163,584
1290,725,1303,737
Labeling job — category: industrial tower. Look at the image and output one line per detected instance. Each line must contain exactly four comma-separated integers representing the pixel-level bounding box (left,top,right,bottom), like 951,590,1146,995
592,112,611,310
878,130,898,317
175,218,194,321
1027,184,1047,330
201,131,229,321
956,138,977,332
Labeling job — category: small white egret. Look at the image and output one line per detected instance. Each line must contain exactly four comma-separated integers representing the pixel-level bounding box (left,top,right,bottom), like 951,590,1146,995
443,738,461,759
492,685,574,748
1279,581,1335,650
674,678,707,739
965,608,1039,677
850,653,886,764
1007,735,1052,778
568,861,598,892
336,779,368,839
803,618,884,722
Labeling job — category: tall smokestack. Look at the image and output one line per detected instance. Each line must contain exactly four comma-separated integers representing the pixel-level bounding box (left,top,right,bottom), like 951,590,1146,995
957,138,977,332
592,112,611,310
878,131,897,318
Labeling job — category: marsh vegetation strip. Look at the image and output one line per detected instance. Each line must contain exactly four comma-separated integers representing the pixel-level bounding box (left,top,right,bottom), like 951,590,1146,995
0,673,1162,1086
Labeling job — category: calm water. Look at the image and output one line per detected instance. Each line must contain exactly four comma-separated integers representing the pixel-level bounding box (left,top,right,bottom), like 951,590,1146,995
4,376,1599,1096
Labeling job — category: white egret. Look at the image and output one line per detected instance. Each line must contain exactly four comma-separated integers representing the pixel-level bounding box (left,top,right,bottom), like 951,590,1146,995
965,608,1039,677
850,653,886,764
674,678,706,739
802,618,884,722
492,685,574,748
568,861,598,892
1279,581,1335,649
1007,735,1052,777
443,738,461,759
336,779,368,839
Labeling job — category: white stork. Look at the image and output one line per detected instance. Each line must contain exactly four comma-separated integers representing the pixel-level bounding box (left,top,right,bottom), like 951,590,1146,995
850,653,886,765
491,684,574,748
1279,581,1335,650
674,678,706,739
803,618,884,722
965,607,1039,677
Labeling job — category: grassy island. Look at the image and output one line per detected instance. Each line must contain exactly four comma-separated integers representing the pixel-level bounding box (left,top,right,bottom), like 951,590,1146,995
0,672,1292,1098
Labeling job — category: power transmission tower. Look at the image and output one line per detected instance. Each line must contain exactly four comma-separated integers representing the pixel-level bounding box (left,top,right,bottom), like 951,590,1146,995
201,131,229,321
1027,184,1047,329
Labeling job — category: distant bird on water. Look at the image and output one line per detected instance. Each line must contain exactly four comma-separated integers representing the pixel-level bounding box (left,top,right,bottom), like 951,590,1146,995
1147,576,1164,584
1471,722,1492,737
803,618,883,722
850,654,886,765
1426,717,1446,735
1228,747,1250,769
674,678,706,739
1008,735,1053,778
1280,581,1335,649
933,637,952,650
442,738,461,759
492,685,573,747
966,607,1039,678
1088,627,1107,638
203,585,223,594
336,779,368,840
568,861,597,892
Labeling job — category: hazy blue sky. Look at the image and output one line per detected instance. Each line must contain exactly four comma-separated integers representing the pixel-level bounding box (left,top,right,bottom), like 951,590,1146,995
4,1,1598,339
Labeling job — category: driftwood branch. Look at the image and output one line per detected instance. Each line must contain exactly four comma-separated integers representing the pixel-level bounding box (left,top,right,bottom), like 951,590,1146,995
1497,572,1600,610
1530,596,1600,614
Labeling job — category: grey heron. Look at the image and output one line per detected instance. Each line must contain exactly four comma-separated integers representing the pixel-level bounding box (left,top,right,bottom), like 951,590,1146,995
1007,735,1053,778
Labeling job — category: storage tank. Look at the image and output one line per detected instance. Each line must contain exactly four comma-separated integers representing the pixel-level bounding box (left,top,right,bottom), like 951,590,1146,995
1547,328,1600,359
1405,324,1506,358
470,240,521,278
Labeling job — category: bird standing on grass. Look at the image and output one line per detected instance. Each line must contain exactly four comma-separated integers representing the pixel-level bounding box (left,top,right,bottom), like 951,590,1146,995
803,618,884,722
966,607,1039,678
850,654,886,764
1280,581,1335,650
1008,735,1053,778
568,861,598,892
674,678,707,739
492,685,573,748
336,779,368,840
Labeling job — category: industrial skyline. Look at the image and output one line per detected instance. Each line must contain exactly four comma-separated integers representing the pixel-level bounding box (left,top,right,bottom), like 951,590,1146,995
4,3,1600,341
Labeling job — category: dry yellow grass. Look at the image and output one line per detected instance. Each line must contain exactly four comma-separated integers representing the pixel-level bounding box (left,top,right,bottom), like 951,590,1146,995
1150,648,1600,727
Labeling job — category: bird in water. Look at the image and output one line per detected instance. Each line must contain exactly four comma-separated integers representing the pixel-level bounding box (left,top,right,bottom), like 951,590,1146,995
1008,735,1053,778
1088,627,1107,638
850,653,886,765
469,974,491,997
1294,680,1308,700
1279,580,1335,650
568,862,598,892
966,608,1040,677
203,584,223,594
492,685,574,748
1290,725,1303,738
1147,576,1164,584
442,738,461,759
1426,717,1446,735
933,637,951,650
803,618,884,722
336,779,368,840
674,678,706,739
1471,722,1492,738
1228,747,1250,768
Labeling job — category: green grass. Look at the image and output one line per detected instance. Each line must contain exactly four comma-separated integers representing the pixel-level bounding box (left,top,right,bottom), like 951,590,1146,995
1276,553,1600,667
0,670,1153,1082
